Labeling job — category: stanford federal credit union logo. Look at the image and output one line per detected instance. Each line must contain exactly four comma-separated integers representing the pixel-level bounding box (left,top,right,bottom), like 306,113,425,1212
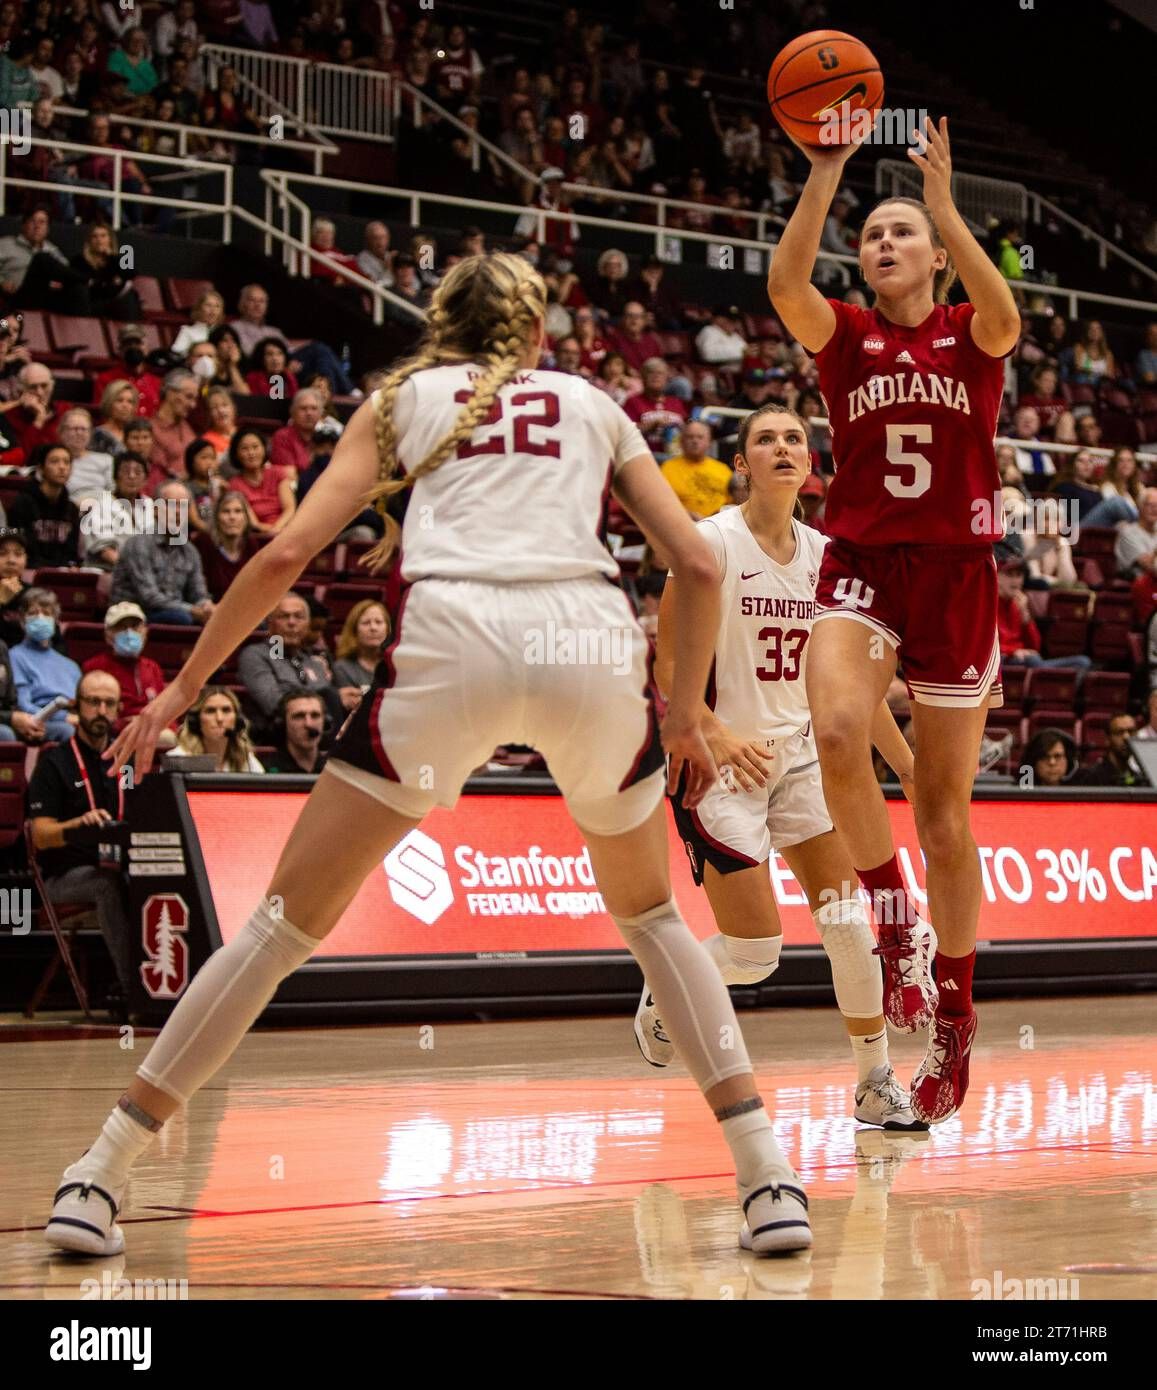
382,830,606,923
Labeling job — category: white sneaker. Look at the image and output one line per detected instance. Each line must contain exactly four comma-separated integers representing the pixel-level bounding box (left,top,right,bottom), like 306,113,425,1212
738,1175,812,1255
45,1164,126,1257
853,1064,928,1131
633,989,674,1067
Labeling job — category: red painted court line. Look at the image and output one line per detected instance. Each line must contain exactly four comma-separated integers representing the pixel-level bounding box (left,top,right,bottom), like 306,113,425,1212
7,1134,1147,1240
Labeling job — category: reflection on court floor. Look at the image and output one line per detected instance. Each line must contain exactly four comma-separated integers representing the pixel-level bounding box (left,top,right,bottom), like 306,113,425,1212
2,996,1155,1300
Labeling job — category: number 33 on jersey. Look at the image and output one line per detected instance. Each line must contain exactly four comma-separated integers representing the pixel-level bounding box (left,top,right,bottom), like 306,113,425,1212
813,299,1008,547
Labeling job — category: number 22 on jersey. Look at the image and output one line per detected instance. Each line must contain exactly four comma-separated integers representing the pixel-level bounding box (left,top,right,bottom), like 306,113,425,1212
454,389,562,459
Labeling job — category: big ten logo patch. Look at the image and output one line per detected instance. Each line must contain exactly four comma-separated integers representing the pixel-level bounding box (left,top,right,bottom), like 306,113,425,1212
140,893,190,999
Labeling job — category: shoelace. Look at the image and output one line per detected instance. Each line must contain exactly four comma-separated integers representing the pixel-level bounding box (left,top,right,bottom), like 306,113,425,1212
927,1017,965,1074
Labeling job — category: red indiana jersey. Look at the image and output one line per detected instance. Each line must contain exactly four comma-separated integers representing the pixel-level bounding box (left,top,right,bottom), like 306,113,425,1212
814,300,1006,547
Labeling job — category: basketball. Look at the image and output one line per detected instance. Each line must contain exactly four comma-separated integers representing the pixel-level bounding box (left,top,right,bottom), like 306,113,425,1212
767,30,884,147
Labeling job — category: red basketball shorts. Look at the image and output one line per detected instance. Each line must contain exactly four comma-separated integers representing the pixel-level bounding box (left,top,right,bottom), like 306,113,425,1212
813,540,1003,708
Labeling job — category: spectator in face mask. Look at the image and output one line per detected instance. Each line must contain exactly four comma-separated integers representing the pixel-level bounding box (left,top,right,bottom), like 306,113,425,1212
81,600,171,733
91,324,163,416
10,587,79,742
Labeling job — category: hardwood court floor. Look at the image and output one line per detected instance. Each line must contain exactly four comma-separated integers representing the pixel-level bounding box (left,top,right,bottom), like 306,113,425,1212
1,995,1154,1300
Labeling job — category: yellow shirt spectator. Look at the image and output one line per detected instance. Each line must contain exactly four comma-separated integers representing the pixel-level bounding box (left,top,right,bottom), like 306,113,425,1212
661,419,733,517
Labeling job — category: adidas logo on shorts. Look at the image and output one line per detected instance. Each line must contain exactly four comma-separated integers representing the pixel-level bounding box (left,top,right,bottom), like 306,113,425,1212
962,665,979,680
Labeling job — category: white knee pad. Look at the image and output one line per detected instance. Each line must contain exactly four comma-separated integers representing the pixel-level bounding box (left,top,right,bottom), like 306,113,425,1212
814,898,883,1019
707,932,782,986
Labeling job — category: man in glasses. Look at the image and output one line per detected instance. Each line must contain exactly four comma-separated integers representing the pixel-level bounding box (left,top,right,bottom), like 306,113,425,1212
26,669,135,1016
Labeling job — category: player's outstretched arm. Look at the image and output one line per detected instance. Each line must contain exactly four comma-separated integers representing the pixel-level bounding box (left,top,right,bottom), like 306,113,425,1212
615,454,720,805
766,134,862,353
908,116,1020,357
105,400,383,778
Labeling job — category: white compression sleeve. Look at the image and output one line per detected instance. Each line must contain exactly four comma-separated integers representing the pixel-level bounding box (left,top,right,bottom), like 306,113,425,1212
615,898,752,1092
137,898,318,1105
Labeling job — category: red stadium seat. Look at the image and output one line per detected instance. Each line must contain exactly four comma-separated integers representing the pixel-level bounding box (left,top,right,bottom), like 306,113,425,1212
145,624,200,678
33,569,102,621
0,741,28,849
1042,620,1088,659
166,278,215,312
999,665,1029,708
323,583,381,625
1047,591,1093,623
134,275,184,324
1080,671,1131,713
1081,712,1113,751
1090,621,1132,663
304,544,344,585
1092,592,1134,626
47,315,112,364
1026,668,1078,709
1027,709,1077,741
17,310,71,368
62,620,108,667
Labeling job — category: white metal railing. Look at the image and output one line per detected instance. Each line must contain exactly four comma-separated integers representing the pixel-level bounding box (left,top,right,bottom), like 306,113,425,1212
0,138,233,237
699,408,1157,465
260,169,857,285
232,204,424,326
46,103,333,178
202,43,390,144
393,81,536,185
560,181,787,243
878,159,1157,288
1031,193,1157,286
876,159,1018,235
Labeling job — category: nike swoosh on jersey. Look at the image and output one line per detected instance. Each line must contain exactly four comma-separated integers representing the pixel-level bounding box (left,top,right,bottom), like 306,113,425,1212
740,570,764,580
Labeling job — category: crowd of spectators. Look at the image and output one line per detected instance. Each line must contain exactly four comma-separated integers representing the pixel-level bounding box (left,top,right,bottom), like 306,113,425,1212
0,1,1153,1019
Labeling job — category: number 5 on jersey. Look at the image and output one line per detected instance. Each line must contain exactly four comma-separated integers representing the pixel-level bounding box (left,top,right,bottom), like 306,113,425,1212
885,423,933,498
454,389,562,459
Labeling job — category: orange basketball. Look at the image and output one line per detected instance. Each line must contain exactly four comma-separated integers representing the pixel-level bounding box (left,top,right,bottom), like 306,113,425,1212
767,30,884,147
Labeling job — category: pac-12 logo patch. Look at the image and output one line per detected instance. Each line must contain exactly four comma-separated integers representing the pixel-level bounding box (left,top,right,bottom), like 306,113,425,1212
140,893,190,999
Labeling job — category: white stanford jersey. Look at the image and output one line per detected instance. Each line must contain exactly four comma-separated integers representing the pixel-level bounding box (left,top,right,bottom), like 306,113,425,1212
699,508,829,742
384,364,648,583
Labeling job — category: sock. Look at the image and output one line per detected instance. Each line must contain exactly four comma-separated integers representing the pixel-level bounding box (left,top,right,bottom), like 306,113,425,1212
69,1104,158,1191
705,932,782,985
136,898,319,1106
849,1028,889,1083
856,857,912,944
935,950,976,1017
719,1106,793,1189
615,898,752,1092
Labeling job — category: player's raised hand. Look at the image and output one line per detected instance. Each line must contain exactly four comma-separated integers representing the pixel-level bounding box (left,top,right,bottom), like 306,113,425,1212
104,675,197,782
785,126,870,172
662,707,718,809
907,116,952,211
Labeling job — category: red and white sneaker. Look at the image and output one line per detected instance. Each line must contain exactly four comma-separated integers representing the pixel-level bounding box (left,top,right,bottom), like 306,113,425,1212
911,1010,978,1125
874,918,938,1033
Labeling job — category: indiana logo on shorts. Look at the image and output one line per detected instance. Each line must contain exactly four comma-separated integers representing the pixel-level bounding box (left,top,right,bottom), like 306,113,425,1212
140,893,190,1000
832,577,876,610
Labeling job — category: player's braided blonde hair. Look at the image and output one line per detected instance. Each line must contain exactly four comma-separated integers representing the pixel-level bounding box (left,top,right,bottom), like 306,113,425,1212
360,252,547,571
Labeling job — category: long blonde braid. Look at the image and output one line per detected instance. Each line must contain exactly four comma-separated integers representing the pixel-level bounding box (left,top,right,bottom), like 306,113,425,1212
360,253,547,572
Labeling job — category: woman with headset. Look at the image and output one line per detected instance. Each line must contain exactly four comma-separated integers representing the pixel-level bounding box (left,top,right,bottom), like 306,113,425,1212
169,686,264,773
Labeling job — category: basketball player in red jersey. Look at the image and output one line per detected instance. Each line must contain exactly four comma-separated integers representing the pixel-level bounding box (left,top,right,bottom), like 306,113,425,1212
768,118,1021,1123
